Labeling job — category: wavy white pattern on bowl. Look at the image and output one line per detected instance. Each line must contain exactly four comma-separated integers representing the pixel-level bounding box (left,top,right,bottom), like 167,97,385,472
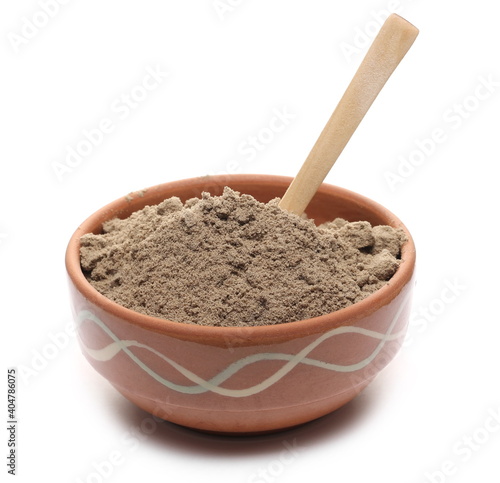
76,291,410,398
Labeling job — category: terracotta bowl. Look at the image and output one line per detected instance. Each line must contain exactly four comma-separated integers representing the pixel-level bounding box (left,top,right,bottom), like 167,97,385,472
65,174,416,434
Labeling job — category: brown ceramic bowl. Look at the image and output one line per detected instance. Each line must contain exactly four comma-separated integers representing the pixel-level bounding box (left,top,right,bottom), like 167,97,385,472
66,174,416,434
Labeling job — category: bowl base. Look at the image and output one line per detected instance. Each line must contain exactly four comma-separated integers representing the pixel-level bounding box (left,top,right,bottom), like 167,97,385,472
113,378,374,435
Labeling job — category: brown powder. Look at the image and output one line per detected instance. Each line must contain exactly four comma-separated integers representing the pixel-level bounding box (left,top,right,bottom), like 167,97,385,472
80,187,406,327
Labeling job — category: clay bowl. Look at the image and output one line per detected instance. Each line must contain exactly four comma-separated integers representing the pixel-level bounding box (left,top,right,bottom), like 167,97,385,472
66,174,416,434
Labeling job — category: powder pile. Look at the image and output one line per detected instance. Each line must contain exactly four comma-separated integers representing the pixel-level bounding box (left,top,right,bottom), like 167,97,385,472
80,187,406,327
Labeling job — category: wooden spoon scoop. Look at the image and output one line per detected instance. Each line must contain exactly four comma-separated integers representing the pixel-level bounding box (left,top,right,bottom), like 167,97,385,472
278,14,419,215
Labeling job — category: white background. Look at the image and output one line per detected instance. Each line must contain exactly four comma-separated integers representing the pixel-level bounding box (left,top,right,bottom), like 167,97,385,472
1,1,499,482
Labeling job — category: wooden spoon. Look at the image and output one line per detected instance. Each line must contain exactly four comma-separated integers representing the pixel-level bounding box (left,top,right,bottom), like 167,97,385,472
278,13,419,215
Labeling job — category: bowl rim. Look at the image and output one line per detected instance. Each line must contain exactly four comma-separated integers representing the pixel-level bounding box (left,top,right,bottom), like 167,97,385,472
65,174,416,346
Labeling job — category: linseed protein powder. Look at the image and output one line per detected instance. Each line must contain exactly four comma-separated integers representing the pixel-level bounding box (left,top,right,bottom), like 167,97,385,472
80,187,406,327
